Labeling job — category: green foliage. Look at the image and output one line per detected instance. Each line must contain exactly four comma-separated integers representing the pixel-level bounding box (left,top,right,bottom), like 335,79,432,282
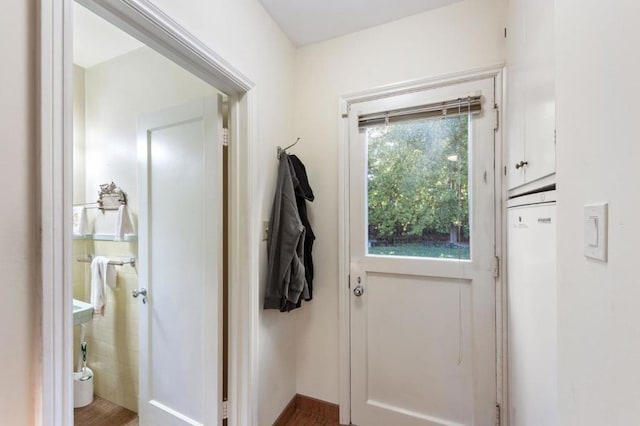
369,243,470,259
367,115,469,242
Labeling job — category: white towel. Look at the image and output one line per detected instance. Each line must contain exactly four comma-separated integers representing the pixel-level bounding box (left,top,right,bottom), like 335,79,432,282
114,205,134,241
90,256,117,316
72,206,89,236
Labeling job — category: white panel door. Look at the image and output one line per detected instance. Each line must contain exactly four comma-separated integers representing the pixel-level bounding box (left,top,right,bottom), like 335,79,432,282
137,96,223,425
349,78,497,426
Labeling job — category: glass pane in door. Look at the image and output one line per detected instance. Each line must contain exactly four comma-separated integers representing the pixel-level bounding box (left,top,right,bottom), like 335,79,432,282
366,115,470,259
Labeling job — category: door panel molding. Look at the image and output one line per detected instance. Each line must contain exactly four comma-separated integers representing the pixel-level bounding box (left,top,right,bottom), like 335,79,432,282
337,65,505,425
39,1,259,424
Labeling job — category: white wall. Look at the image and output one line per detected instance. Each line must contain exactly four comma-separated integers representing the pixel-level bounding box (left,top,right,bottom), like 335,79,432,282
0,0,37,424
83,46,217,232
556,1,640,424
292,0,506,403
73,65,86,204
136,1,298,424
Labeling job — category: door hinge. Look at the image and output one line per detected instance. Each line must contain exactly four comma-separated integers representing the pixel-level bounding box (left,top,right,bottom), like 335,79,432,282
494,104,500,131
493,256,500,279
222,400,229,420
348,275,351,289
496,403,502,426
223,128,229,147
554,128,557,145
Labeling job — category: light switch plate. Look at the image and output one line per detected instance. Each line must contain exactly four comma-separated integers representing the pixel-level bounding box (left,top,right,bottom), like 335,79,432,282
584,203,607,261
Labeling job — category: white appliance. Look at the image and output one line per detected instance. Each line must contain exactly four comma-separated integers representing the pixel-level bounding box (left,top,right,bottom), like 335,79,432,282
507,190,557,426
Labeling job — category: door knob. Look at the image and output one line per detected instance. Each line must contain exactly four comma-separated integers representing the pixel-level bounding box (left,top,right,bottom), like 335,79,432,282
353,286,364,297
515,160,528,170
132,288,148,304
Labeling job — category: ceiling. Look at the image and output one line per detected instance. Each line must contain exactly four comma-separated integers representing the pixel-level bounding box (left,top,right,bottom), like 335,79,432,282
258,0,465,46
73,2,144,68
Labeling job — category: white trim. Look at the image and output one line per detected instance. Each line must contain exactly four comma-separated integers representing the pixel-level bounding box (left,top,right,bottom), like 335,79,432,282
494,69,509,426
339,64,507,116
39,0,74,424
227,88,260,426
39,1,259,425
336,96,351,426
75,0,253,95
337,64,506,425
499,67,510,426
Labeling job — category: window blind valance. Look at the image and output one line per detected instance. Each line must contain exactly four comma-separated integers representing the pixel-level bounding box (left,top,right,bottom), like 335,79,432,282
358,95,482,128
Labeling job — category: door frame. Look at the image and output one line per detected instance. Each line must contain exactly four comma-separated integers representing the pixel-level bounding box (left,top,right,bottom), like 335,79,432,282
337,65,507,425
39,1,260,425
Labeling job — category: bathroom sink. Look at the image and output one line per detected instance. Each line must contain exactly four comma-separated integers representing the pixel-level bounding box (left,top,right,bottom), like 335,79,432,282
73,299,94,325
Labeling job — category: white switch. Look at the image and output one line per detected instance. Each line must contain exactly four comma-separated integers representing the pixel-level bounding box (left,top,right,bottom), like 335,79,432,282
584,203,607,261
586,216,598,247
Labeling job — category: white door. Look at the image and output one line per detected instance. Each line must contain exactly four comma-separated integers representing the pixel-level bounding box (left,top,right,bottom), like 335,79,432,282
137,96,223,425
349,78,497,426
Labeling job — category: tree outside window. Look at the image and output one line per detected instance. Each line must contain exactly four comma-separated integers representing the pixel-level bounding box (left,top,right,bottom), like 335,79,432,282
367,115,469,259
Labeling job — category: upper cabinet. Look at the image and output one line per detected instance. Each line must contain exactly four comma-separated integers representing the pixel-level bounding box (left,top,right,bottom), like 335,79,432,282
506,0,556,191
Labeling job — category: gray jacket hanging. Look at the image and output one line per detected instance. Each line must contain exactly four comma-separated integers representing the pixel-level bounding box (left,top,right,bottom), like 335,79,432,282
264,154,309,311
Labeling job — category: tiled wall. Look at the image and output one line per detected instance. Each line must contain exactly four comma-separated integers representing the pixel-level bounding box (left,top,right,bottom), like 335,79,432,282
73,239,139,412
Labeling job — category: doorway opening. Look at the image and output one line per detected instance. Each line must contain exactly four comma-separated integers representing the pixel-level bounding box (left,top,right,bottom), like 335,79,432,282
40,1,258,425
70,3,228,425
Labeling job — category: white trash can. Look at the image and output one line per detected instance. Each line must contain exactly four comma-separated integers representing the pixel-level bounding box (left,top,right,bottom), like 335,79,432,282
73,368,94,408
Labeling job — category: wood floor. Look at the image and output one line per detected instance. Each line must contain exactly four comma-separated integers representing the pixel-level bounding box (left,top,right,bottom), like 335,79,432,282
74,394,337,426
74,396,138,426
283,409,340,426
274,394,340,426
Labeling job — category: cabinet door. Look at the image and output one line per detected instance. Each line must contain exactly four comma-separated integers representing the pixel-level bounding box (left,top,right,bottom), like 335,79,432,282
523,0,555,184
506,0,555,190
506,0,527,189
